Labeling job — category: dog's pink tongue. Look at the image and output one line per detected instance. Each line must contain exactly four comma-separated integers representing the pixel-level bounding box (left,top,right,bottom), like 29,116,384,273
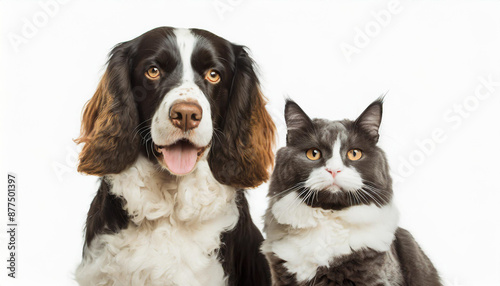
161,141,198,175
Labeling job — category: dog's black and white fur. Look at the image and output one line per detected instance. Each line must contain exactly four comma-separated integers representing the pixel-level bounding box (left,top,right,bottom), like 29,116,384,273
75,27,275,286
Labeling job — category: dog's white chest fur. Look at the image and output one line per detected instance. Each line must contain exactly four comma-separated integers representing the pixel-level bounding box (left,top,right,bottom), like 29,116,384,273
262,192,399,282
76,156,239,286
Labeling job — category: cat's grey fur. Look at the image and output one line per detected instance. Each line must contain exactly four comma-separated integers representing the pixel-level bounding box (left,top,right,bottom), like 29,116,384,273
262,98,441,286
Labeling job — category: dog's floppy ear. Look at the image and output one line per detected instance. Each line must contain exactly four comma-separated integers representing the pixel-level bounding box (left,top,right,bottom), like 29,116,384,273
75,42,140,176
209,46,276,189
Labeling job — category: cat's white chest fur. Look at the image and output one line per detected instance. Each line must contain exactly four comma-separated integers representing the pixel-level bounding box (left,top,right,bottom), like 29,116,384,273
262,192,399,282
76,156,239,286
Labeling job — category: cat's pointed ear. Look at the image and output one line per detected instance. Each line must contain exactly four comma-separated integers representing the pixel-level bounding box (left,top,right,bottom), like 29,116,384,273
354,97,383,143
285,100,313,131
285,100,313,143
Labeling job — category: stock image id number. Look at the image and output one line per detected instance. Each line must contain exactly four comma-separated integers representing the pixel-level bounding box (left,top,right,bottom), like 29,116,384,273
7,174,16,222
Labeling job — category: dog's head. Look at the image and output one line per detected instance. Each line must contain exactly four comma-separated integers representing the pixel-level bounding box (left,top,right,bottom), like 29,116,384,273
76,27,276,188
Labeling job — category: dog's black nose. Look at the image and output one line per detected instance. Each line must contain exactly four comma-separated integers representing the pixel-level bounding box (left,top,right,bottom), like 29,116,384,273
169,101,202,132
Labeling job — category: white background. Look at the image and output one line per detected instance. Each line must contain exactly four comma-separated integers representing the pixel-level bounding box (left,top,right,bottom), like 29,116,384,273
1,0,500,285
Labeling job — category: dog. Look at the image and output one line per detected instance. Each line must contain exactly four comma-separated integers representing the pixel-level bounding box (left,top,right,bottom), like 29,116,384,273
75,27,275,286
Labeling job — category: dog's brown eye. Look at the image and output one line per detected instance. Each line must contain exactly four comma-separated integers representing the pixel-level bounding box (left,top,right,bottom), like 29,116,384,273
146,67,160,80
205,69,220,84
306,148,321,161
347,149,363,161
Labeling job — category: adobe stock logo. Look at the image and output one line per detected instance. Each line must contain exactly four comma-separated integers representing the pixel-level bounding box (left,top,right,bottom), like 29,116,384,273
392,73,500,184
8,0,71,53
340,0,403,63
212,0,244,20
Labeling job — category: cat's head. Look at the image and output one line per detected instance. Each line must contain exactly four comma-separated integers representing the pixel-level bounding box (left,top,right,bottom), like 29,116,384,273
269,98,392,210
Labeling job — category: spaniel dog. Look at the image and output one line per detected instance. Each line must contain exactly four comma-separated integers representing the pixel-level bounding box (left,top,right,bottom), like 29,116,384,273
75,27,275,286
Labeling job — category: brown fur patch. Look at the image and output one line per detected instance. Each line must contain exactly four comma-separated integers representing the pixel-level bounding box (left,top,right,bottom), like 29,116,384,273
208,46,277,189
75,73,112,147
75,66,140,176
237,90,276,188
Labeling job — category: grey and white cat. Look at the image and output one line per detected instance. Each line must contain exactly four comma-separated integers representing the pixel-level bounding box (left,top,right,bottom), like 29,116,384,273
262,98,441,286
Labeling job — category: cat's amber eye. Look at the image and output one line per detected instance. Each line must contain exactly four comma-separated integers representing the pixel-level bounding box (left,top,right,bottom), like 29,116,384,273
347,149,363,161
306,148,322,161
205,69,221,84
145,66,160,80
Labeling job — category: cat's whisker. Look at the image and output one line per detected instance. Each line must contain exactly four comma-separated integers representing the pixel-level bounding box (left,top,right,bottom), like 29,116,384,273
369,189,391,204
295,188,309,201
349,191,356,205
355,190,365,204
305,189,315,205
361,181,392,201
282,188,309,215
362,181,389,193
359,189,370,205
367,189,385,206
360,188,384,207
297,188,314,209
271,182,306,199
361,188,380,206
280,184,306,198
347,191,354,206
358,190,372,205
297,188,310,206
362,185,391,202
278,190,307,221
301,190,309,205
356,192,362,205
362,183,385,193
272,187,311,220
353,192,359,205
351,190,361,205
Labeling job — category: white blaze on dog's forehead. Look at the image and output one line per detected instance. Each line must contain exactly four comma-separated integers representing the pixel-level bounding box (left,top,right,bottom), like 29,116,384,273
174,28,197,82
151,29,213,150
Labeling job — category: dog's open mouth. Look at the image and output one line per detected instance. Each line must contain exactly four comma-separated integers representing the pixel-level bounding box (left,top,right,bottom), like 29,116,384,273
154,139,208,175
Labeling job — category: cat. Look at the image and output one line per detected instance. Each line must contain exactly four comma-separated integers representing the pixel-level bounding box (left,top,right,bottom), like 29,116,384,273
262,98,442,286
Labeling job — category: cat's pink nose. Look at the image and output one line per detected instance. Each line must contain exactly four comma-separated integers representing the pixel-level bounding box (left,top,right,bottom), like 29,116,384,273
326,169,341,178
